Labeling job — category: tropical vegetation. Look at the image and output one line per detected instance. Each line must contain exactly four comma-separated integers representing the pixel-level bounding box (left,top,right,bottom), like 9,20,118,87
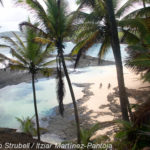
16,0,82,144
71,0,132,121
0,25,54,141
0,0,150,149
16,116,37,136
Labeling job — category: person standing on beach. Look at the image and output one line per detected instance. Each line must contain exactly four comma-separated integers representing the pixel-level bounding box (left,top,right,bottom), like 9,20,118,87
99,83,102,88
108,83,111,89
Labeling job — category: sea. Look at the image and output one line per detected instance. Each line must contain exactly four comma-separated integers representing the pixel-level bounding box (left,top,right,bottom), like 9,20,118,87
0,40,128,128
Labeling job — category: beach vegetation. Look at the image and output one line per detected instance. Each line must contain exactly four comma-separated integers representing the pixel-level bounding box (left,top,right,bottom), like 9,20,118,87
16,116,48,137
17,0,81,144
16,116,37,136
80,123,100,148
71,0,132,121
0,0,150,147
113,120,150,150
0,25,54,141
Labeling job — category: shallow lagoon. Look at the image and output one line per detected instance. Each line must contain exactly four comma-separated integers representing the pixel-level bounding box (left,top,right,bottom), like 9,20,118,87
0,42,128,128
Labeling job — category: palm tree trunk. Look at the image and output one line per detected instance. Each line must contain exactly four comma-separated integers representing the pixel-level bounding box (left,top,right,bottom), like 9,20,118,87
142,0,147,18
58,44,81,144
31,73,40,141
105,0,129,121
143,0,146,9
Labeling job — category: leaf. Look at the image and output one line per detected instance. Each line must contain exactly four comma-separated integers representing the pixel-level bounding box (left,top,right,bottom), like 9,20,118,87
39,68,53,77
34,37,52,44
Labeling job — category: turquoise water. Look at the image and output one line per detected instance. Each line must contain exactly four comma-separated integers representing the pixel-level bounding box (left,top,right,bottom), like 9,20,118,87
0,42,128,128
0,78,83,128
53,42,128,61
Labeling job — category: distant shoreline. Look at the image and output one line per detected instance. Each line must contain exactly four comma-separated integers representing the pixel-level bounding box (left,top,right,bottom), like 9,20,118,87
0,56,115,89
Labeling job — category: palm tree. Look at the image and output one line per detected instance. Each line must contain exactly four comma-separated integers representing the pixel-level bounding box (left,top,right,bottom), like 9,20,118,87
125,23,150,82
114,0,150,23
71,0,130,121
17,0,81,143
0,25,54,141
105,0,129,121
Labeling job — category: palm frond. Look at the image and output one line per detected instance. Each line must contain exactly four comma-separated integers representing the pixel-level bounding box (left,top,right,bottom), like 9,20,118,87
10,48,28,65
98,36,111,63
65,4,83,36
34,44,55,65
76,0,96,8
0,44,11,49
0,37,26,57
18,0,55,34
0,53,11,62
34,37,52,45
39,59,56,67
121,30,140,45
19,22,48,37
72,30,99,68
9,63,28,71
123,7,150,19
39,68,53,77
0,36,21,50
116,0,135,18
119,18,148,37
127,54,150,68
12,32,26,50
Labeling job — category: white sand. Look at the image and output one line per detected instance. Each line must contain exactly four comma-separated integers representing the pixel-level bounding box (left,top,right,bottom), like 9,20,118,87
69,65,149,138
41,65,150,143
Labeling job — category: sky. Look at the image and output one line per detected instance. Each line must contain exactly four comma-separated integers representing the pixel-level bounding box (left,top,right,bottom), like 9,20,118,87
0,0,142,32
0,0,78,32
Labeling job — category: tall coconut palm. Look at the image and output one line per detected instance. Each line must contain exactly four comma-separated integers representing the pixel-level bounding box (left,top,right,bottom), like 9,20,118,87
0,25,54,141
105,0,129,121
17,0,81,143
72,0,150,121
73,0,150,61
71,0,131,121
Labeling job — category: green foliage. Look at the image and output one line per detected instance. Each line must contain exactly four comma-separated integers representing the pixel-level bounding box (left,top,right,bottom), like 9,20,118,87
16,116,48,136
113,120,150,150
80,123,100,149
130,104,140,111
71,0,144,67
16,116,37,136
125,33,150,82
0,24,54,76
93,135,110,144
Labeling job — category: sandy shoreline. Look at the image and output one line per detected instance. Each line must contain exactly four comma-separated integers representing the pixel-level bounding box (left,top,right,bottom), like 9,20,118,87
40,66,150,143
0,60,149,144
0,56,114,89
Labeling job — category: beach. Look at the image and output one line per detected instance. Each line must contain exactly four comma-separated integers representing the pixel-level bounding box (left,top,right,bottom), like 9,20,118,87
38,65,150,144
0,59,149,144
